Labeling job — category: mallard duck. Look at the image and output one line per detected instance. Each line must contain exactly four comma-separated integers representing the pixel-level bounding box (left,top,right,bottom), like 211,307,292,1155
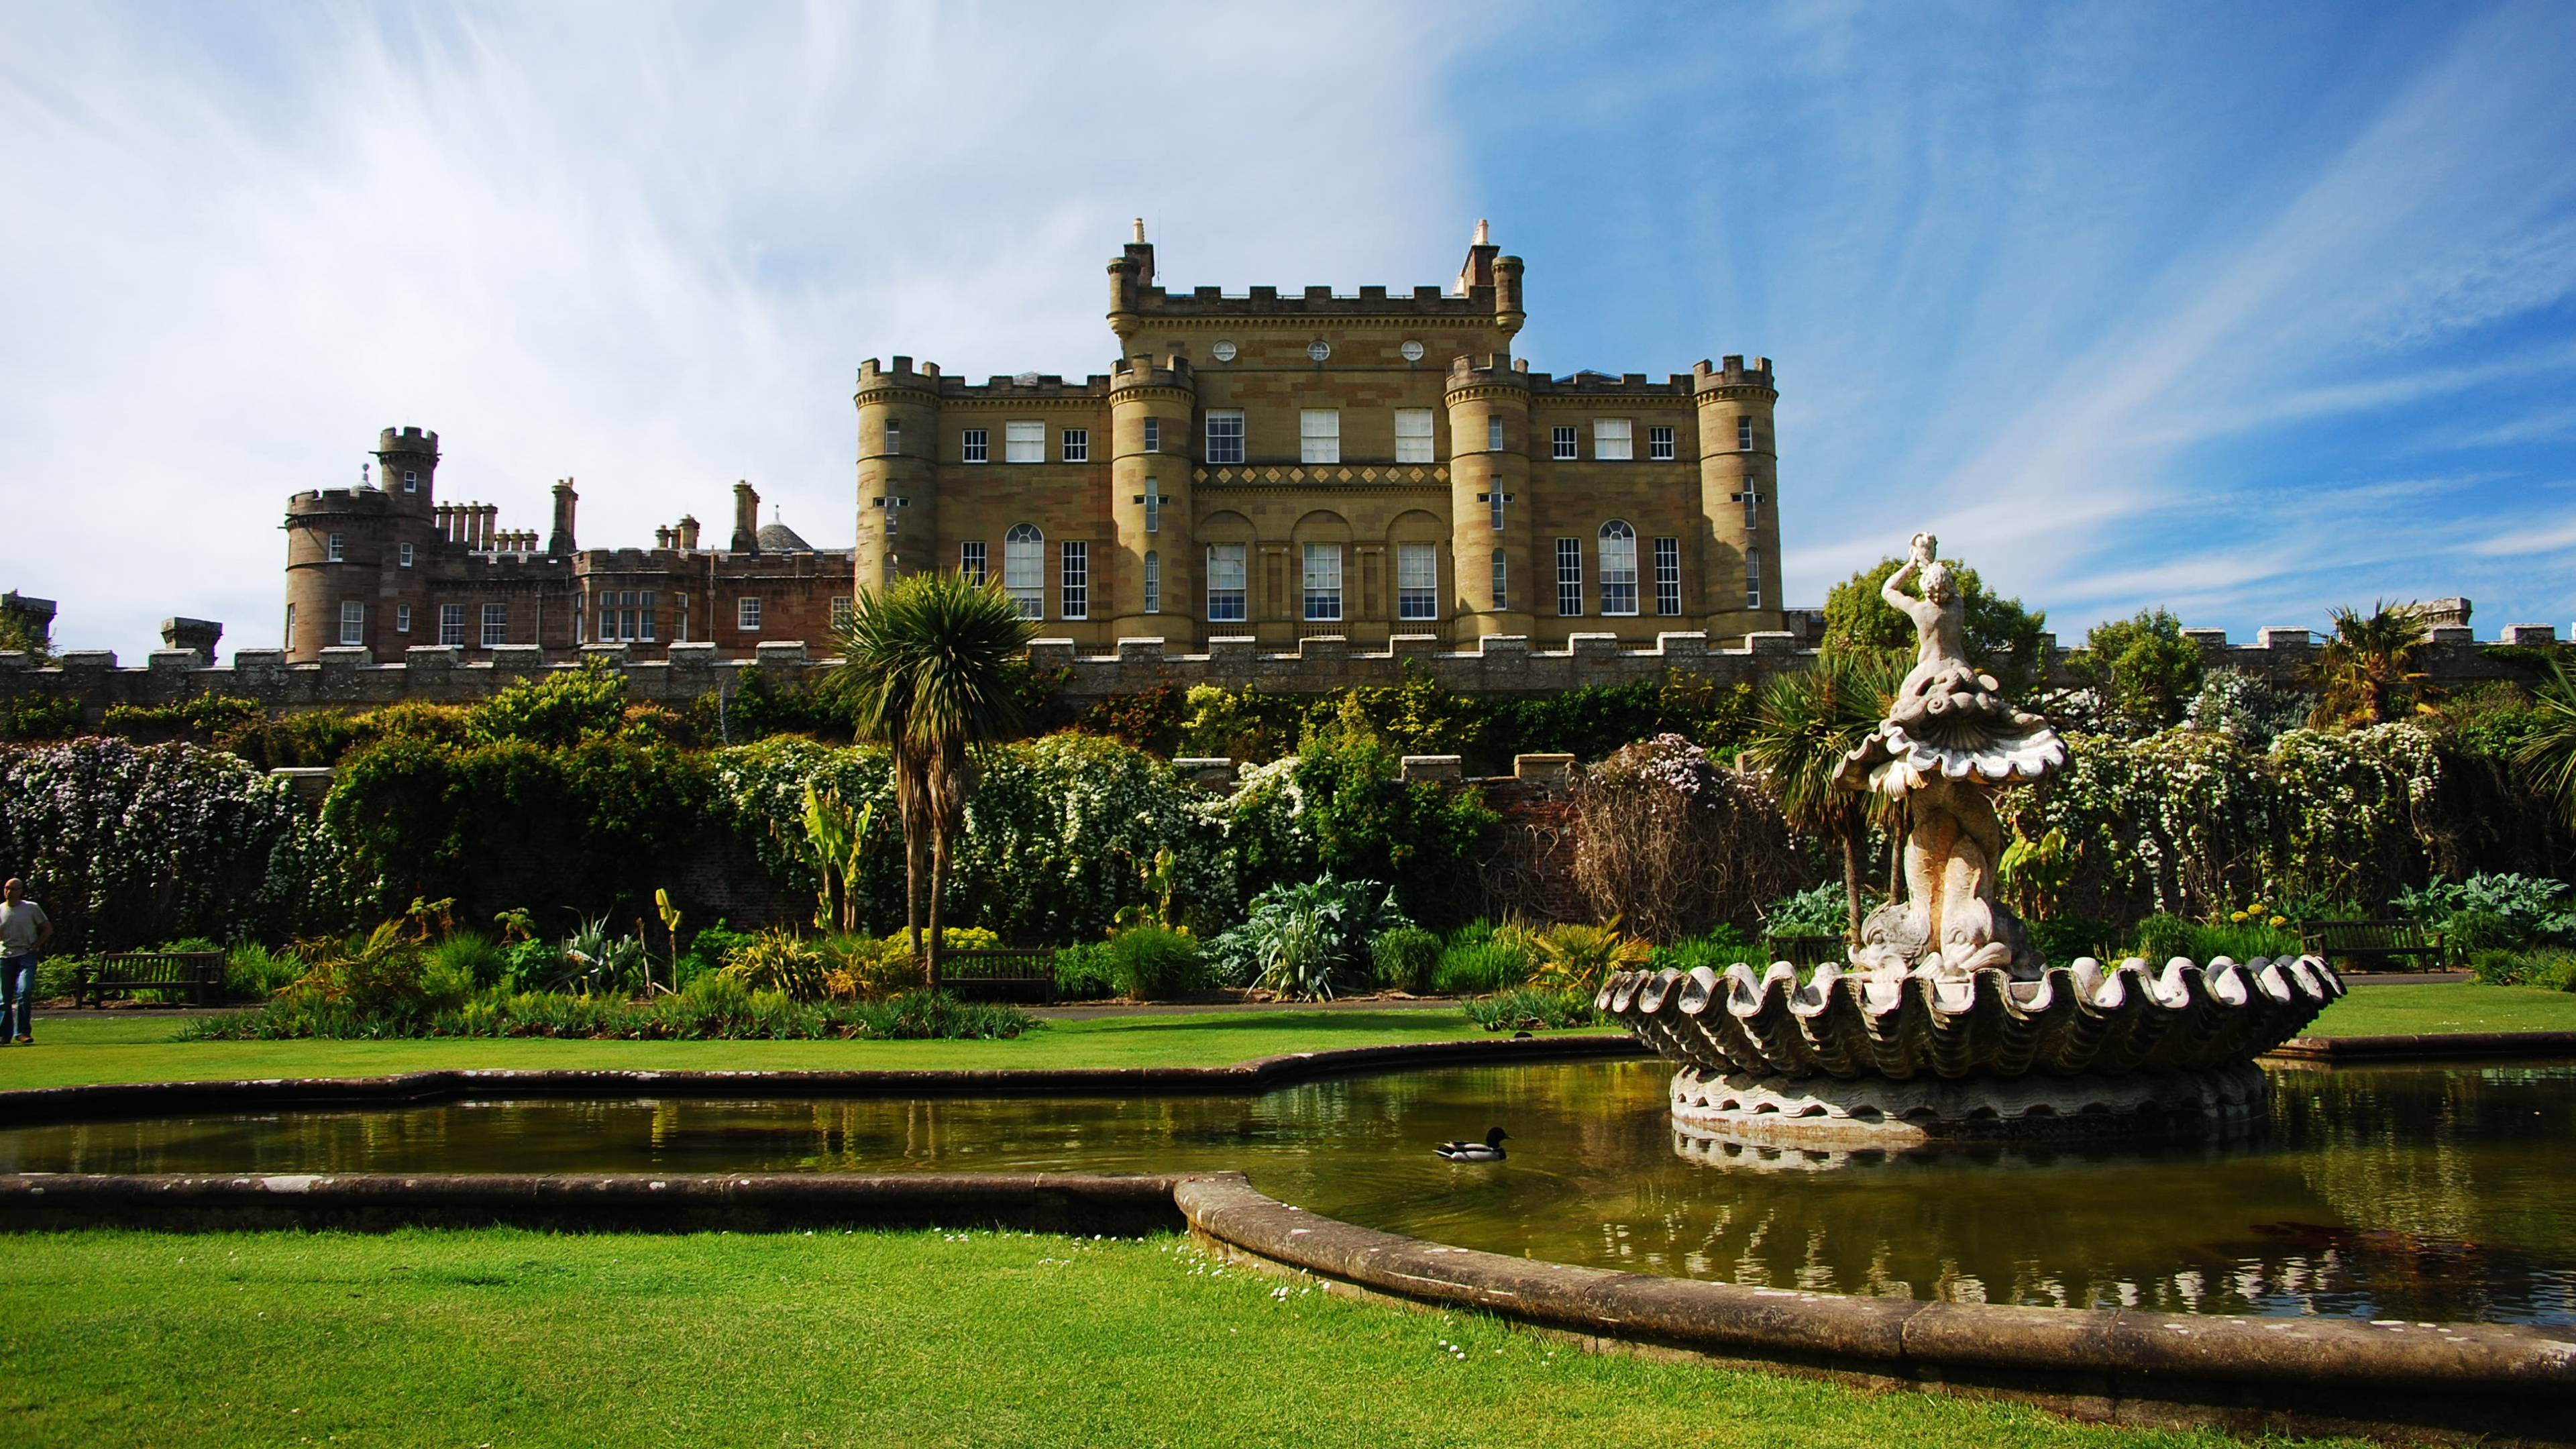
1436,1128,1510,1163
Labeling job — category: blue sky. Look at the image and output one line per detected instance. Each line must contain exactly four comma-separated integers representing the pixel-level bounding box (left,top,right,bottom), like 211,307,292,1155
5,1,2574,659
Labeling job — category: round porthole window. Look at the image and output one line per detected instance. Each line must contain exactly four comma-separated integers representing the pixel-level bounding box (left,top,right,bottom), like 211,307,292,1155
1399,339,1426,362
1212,340,1238,362
1307,339,1332,362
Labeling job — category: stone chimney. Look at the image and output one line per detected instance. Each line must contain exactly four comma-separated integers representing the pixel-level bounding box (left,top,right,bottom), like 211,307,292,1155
731,482,760,555
678,514,702,550
549,479,578,556
160,617,223,662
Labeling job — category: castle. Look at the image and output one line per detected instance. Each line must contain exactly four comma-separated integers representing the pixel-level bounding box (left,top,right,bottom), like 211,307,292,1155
282,224,1786,662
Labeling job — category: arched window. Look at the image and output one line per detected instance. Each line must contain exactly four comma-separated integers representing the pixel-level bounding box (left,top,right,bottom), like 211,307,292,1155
1599,521,1638,616
1004,523,1044,618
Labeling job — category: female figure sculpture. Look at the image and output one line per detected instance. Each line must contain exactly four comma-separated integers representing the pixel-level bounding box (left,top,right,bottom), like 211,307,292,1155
1835,533,2063,978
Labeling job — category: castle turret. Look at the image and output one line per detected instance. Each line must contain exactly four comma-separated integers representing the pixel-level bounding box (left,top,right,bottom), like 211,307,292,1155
1693,356,1784,638
282,426,440,661
1108,352,1195,634
854,356,942,591
1445,355,1534,639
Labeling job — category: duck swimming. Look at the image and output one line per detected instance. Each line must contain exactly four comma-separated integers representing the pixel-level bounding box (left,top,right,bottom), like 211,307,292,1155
1436,1128,1511,1163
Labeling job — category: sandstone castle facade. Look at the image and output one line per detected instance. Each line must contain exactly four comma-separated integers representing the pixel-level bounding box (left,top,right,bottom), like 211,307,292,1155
282,225,1785,663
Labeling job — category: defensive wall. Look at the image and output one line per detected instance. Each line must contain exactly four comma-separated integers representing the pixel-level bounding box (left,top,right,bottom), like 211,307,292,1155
0,621,2566,723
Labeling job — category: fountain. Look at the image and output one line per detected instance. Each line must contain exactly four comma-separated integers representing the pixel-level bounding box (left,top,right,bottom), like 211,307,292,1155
1600,533,2345,1144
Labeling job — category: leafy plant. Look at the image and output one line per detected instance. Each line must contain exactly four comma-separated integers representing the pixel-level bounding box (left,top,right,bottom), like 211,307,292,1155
2133,913,2196,965
1759,882,1862,938
1105,925,1203,1000
2394,872,2576,944
719,928,830,1000
557,916,647,996
2308,602,2432,729
1464,986,1596,1031
1742,651,1904,941
1205,875,1409,1001
1646,924,1760,975
468,657,631,747
1371,925,1443,992
2065,609,2203,735
1527,920,1651,999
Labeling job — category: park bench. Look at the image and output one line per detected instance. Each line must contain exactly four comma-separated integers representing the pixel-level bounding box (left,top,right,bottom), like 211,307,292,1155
2299,918,2448,974
74,951,225,1007
937,949,1057,1005
1764,934,1847,971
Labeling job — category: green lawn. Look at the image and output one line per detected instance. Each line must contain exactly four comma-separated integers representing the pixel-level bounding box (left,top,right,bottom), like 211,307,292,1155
2300,982,2576,1037
0,1228,2326,1449
0,1010,1605,1092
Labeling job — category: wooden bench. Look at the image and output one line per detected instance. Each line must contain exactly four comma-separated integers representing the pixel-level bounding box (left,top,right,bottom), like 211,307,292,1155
2300,919,2447,973
936,949,1056,1005
1764,933,1847,971
75,951,225,1006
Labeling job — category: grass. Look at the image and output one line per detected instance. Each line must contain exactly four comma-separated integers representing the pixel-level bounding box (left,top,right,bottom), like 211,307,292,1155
0,1010,1616,1093
2300,981,2576,1037
0,1227,2343,1449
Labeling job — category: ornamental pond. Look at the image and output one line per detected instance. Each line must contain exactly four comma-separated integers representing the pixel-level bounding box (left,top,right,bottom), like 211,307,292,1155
1,1057,2567,1328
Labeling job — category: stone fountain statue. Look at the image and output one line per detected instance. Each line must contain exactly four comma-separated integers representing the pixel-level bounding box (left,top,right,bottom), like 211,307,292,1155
1599,533,2343,1145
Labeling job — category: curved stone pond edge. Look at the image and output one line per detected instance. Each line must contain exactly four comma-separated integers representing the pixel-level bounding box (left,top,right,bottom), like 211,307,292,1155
0,1167,2563,1444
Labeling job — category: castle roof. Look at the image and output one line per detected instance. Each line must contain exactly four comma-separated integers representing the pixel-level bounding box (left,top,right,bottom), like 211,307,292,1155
755,516,814,553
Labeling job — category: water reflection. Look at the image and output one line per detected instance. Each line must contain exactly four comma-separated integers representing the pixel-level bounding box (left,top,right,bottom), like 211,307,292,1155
0,1059,2567,1326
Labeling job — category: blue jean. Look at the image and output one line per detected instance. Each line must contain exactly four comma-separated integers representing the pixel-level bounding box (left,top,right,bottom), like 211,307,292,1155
0,955,34,1040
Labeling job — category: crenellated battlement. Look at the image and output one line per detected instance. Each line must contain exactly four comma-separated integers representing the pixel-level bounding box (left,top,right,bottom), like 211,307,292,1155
374,426,439,457
1120,280,1509,319
1692,355,1778,396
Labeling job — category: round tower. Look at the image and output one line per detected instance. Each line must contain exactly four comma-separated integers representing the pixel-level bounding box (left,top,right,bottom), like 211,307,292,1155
1108,353,1197,639
281,426,437,662
1693,357,1782,641
1444,355,1534,639
854,358,942,596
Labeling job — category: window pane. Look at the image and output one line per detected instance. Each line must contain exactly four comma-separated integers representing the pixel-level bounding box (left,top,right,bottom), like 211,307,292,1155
1490,549,1507,612
959,541,987,585
1143,549,1161,614
1397,542,1437,621
1142,418,1161,453
1745,550,1762,608
1005,421,1044,463
1489,490,1505,532
1061,428,1088,463
1394,408,1434,464
1550,426,1576,461
395,606,410,633
1738,416,1754,451
1654,537,1681,616
1206,410,1244,464
1004,524,1044,617
339,601,364,646
1299,410,1340,465
1556,538,1582,616
1207,543,1247,621
1060,541,1088,620
1144,491,1159,535
482,603,508,647
1486,416,1503,451
961,428,988,463
1593,419,1633,460
1302,542,1342,621
1648,425,1674,461
1600,521,1638,615
439,604,464,646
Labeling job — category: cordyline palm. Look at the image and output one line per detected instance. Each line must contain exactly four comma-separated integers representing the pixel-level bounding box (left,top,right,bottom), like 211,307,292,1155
829,571,1036,986
1741,649,1904,943
2518,661,2576,831
2308,600,2430,728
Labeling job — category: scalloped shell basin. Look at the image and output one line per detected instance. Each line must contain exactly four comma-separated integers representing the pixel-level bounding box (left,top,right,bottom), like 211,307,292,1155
1599,955,2345,1083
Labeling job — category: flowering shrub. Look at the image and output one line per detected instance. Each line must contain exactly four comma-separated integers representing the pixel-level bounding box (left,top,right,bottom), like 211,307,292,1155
0,737,358,950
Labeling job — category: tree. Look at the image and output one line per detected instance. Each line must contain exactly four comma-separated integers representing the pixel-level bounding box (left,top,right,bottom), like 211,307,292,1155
2066,608,2202,734
830,571,1037,985
1823,557,2047,695
2308,600,2430,729
1741,649,1905,941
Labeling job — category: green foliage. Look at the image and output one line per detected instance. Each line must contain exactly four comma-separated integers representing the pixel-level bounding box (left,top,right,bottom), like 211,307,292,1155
1226,727,1496,928
690,663,856,746
2183,669,2316,750
1,693,82,741
2065,609,2202,735
1646,924,1760,975
1104,925,1205,1000
2308,600,2432,728
720,927,830,1000
2133,912,2196,963
2188,919,2304,963
1369,924,1443,991
0,736,358,951
1432,938,1534,994
1077,685,1189,755
183,983,1036,1040
1051,941,1117,1000
1175,669,1760,769
99,694,266,745
1759,882,1857,937
2443,910,2517,957
1462,985,1597,1031
2513,662,2576,830
1822,555,2047,694
1204,875,1409,1000
469,657,631,747
0,604,52,661
222,941,303,1000
2393,872,2576,943
1177,683,1313,763
2026,916,2118,965
1527,921,1650,998
2468,947,2576,991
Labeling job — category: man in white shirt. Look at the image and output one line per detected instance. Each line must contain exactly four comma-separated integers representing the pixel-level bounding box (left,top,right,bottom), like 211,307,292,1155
0,877,52,1045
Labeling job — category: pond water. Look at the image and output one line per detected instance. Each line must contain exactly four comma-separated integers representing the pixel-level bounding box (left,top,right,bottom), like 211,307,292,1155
3,1058,2569,1326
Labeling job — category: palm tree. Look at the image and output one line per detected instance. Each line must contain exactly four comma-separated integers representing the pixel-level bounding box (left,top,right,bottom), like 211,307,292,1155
2308,601,2430,728
2517,661,2576,830
830,570,1036,985
1741,649,1904,942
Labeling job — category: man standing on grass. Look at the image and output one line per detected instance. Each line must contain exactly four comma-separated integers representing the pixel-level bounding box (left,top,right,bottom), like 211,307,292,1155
0,877,52,1045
